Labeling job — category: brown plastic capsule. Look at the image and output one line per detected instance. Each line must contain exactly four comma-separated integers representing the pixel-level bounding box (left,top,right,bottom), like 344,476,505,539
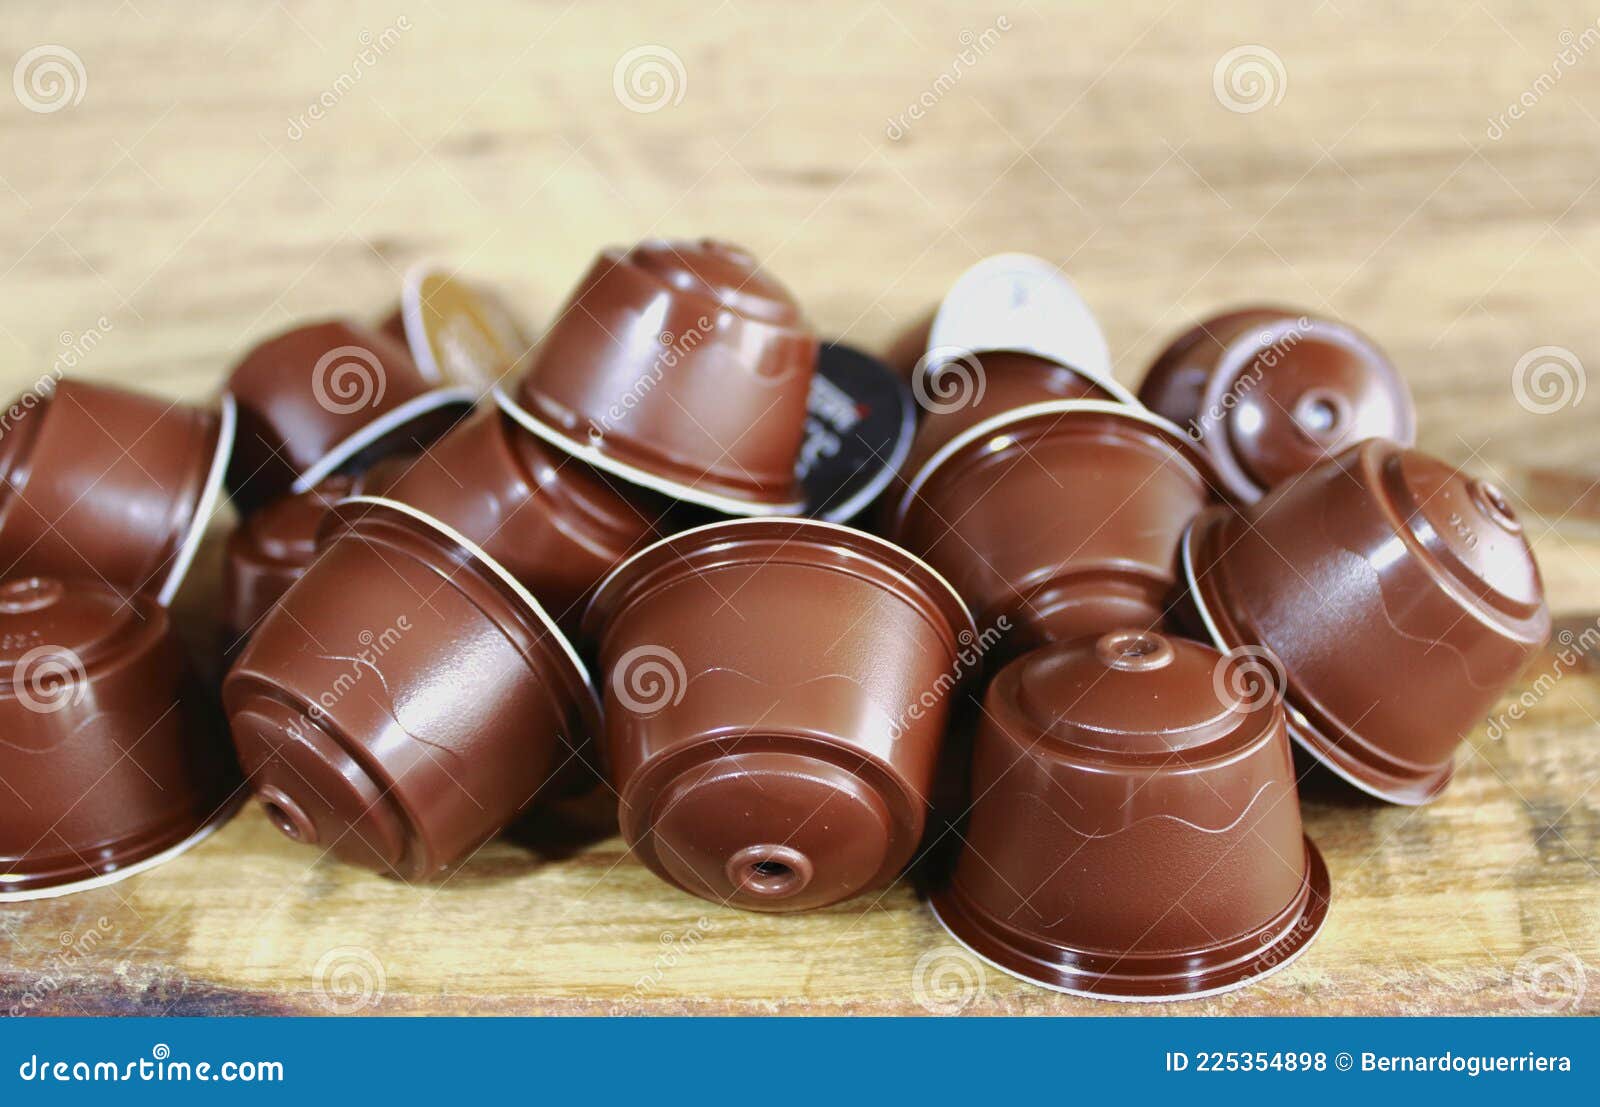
584,518,976,912
1139,308,1415,502
890,400,1217,663
222,497,599,880
0,576,237,899
0,379,233,604
932,628,1330,1001
501,239,818,516
1183,439,1550,804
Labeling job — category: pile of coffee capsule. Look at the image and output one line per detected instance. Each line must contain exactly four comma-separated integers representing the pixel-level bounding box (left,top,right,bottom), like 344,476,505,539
0,241,1551,1002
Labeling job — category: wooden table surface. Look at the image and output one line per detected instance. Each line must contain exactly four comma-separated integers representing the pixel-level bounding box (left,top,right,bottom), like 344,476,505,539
3,0,1598,1015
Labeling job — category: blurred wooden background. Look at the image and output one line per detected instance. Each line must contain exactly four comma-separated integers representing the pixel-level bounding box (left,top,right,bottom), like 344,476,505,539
2,0,1597,1014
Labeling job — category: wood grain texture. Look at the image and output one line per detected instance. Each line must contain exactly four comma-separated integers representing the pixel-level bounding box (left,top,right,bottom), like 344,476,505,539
2,0,1598,1015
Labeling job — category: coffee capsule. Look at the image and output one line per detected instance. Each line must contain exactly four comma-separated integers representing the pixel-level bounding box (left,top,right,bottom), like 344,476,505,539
584,518,976,912
889,400,1217,663
924,253,1113,384
499,238,818,515
1183,439,1550,804
220,475,356,655
1139,308,1415,502
796,343,916,523
225,320,475,512
0,379,234,605
892,349,1138,520
0,576,238,899
381,262,530,393
377,406,678,631
222,497,599,880
932,628,1330,1001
